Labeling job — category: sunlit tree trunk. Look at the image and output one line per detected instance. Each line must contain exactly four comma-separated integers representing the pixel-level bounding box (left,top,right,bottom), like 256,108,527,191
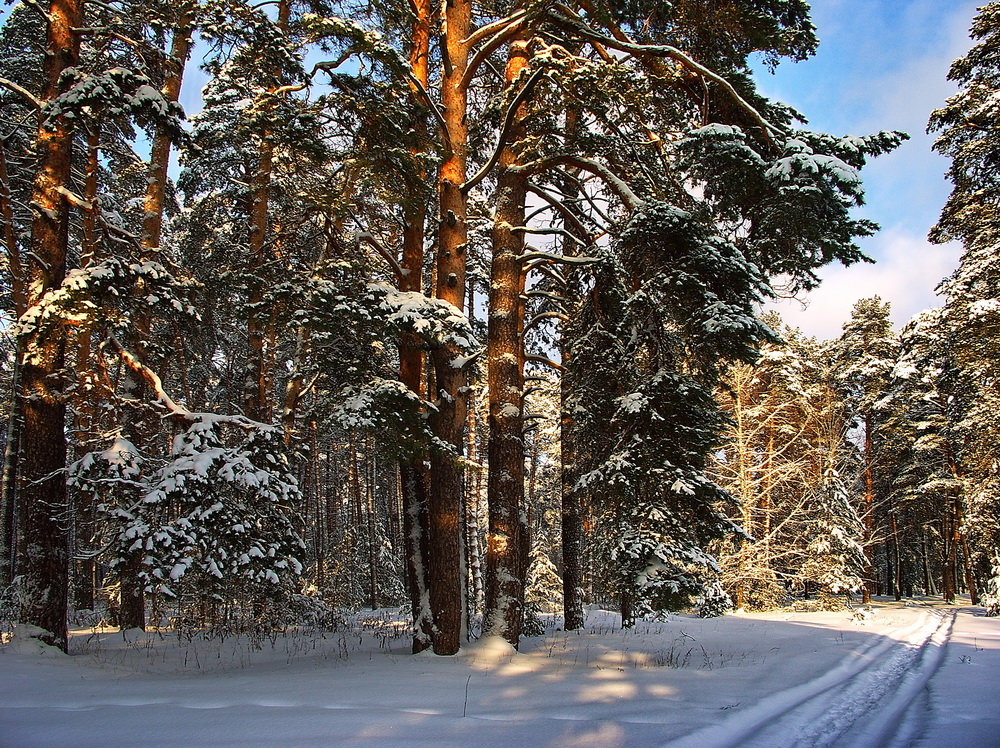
244,0,291,423
399,0,435,652
17,0,84,651
483,35,532,648
425,0,472,655
141,7,193,254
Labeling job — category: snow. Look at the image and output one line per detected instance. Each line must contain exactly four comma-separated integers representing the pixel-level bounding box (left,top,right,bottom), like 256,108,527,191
1,600,996,747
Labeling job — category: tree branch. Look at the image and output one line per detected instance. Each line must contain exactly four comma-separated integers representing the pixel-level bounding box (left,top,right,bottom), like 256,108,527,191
525,354,562,372
515,154,644,210
520,249,600,266
462,67,546,195
459,16,530,92
355,231,405,284
523,310,567,334
463,10,527,47
552,10,782,145
0,77,42,110
107,336,275,431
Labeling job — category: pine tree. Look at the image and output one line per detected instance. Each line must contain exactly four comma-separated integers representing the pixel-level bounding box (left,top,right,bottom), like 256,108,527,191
832,297,898,601
929,0,1000,610
881,311,976,603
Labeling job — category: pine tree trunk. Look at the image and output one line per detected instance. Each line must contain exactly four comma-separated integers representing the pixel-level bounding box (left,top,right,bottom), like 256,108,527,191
861,414,875,603
464,282,484,625
921,532,933,595
961,536,979,605
71,127,101,612
0,348,22,588
943,508,956,603
141,10,193,254
398,0,435,652
620,590,634,629
0,137,24,314
945,449,978,604
244,0,291,423
367,450,378,610
483,35,531,648
117,553,145,629
16,0,85,652
425,0,472,655
106,11,197,629
890,510,902,601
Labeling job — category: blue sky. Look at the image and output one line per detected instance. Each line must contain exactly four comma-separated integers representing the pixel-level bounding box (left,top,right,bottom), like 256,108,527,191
757,0,982,338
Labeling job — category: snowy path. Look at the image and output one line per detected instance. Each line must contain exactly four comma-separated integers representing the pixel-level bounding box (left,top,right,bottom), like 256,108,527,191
2,602,997,747
668,606,954,747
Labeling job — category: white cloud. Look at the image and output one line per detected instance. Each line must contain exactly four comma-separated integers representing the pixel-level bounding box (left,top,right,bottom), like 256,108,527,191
764,229,962,340
756,1,978,342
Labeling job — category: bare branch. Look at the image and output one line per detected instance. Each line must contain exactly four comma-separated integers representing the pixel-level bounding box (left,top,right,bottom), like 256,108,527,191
459,16,530,92
525,182,592,239
525,354,563,372
511,224,586,246
463,10,527,46
462,67,547,194
551,9,782,145
523,310,567,334
355,231,405,284
0,77,42,110
516,154,644,210
520,249,600,266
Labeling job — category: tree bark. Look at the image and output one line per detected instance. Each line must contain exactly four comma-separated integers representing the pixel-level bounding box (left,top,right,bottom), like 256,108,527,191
141,8,193,254
861,414,875,603
17,0,85,651
464,279,484,626
399,0,435,652
483,35,532,648
244,0,291,423
558,166,585,632
425,0,472,655
72,126,101,612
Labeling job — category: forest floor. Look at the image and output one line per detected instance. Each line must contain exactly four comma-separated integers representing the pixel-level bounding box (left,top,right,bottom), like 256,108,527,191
1,596,997,747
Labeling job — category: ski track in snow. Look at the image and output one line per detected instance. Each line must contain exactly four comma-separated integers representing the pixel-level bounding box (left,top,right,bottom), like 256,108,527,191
667,606,955,748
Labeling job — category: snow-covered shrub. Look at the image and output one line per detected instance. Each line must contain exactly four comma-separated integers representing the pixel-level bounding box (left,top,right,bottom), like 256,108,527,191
74,418,305,627
526,539,563,614
286,591,346,629
521,601,546,637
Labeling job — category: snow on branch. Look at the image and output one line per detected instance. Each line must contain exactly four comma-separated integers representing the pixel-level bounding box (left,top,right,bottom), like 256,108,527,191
107,336,277,434
0,76,42,110
514,154,644,210
520,249,600,266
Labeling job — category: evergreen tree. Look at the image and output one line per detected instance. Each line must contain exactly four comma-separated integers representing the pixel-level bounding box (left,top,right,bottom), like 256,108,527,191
832,297,898,601
929,0,1000,611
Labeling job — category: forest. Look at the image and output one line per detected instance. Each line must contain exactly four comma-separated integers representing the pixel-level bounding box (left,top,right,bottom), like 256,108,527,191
0,0,998,667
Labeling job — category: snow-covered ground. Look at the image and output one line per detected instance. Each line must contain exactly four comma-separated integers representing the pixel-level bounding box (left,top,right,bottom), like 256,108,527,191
1,598,996,747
